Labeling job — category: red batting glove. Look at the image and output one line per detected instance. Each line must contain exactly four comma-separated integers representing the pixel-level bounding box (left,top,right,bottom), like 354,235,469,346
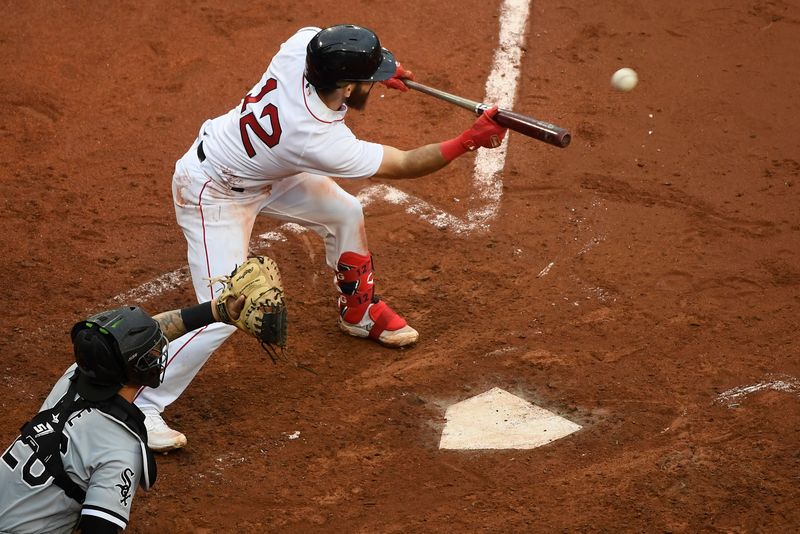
439,105,508,161
380,61,415,92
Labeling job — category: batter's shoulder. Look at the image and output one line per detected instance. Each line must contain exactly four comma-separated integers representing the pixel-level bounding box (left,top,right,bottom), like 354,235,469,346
281,26,322,52
296,26,322,35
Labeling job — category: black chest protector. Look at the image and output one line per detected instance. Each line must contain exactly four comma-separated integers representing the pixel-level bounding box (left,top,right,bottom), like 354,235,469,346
16,371,157,503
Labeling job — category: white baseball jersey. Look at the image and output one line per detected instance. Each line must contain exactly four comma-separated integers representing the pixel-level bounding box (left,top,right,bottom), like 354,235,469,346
0,365,152,533
198,26,384,189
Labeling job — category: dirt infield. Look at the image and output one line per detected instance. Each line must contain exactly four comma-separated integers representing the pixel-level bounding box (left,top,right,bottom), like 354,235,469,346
2,1,799,532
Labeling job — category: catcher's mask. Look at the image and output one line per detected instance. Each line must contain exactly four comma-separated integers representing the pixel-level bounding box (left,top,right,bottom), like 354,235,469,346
305,24,396,90
71,306,168,401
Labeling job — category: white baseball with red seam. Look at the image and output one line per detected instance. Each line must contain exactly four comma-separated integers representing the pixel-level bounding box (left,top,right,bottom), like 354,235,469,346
611,67,638,92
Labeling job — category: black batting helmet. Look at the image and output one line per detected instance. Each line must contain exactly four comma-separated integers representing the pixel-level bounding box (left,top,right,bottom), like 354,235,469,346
305,24,396,90
71,306,168,401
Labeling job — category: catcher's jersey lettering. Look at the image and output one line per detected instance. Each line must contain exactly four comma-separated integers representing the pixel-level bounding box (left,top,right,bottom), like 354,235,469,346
2,433,72,489
1,441,19,468
239,77,282,157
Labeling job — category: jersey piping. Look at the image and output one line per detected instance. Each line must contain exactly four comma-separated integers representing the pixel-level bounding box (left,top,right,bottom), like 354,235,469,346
81,505,127,530
301,75,345,124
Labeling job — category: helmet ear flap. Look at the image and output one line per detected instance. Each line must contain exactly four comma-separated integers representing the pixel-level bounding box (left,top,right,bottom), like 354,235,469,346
72,327,127,385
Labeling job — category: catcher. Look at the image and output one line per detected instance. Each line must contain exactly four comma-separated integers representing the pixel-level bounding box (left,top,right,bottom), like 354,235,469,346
0,292,248,533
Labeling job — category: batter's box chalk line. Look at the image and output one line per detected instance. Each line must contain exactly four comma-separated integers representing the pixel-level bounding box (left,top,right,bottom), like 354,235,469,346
112,266,190,304
358,0,530,234
715,374,800,408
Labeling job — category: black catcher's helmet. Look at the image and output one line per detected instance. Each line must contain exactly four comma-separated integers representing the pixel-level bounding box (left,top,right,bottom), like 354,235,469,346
71,306,168,401
305,24,396,90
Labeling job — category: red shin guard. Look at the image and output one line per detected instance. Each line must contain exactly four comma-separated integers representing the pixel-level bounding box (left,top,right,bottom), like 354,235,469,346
335,251,375,324
336,251,412,343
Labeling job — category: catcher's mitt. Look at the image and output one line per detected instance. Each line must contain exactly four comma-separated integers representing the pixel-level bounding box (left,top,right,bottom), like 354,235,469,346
213,256,287,361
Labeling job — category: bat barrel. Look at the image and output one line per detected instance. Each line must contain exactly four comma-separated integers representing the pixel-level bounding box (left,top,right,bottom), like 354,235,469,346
404,80,571,149
494,109,571,148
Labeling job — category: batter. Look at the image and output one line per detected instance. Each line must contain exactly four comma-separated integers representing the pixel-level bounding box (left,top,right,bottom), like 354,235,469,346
136,24,507,451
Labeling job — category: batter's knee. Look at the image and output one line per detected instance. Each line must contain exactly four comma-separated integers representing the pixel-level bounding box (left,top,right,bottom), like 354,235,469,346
321,192,364,226
338,194,364,223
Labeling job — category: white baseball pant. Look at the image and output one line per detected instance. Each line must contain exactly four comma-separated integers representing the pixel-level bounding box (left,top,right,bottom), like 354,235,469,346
135,138,368,413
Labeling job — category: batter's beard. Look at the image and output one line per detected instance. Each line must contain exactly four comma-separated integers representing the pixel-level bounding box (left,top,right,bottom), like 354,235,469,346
345,83,373,111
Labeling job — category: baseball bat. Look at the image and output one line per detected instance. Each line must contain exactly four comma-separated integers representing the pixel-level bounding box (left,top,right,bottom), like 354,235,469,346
403,79,571,148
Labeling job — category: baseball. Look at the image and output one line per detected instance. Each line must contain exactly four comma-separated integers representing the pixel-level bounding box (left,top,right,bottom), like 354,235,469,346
611,67,638,92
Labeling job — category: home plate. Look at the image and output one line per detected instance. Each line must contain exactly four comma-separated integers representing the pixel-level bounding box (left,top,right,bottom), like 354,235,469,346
439,387,582,450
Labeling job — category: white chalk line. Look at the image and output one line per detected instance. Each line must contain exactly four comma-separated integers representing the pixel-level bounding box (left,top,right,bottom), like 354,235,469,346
110,224,307,304
112,266,190,304
715,374,800,407
361,0,528,233
537,261,554,278
110,2,530,305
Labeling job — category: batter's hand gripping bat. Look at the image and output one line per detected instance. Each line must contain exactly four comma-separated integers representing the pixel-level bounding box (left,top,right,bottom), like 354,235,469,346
403,79,571,148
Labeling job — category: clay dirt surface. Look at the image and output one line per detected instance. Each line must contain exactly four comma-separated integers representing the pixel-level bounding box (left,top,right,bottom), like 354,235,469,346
1,1,799,532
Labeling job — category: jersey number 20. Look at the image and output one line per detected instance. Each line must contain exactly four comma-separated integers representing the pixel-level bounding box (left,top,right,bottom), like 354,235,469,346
239,78,282,158
2,434,70,488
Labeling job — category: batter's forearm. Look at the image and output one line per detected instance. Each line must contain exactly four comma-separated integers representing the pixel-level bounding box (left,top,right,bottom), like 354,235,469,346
373,144,448,179
374,111,507,179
